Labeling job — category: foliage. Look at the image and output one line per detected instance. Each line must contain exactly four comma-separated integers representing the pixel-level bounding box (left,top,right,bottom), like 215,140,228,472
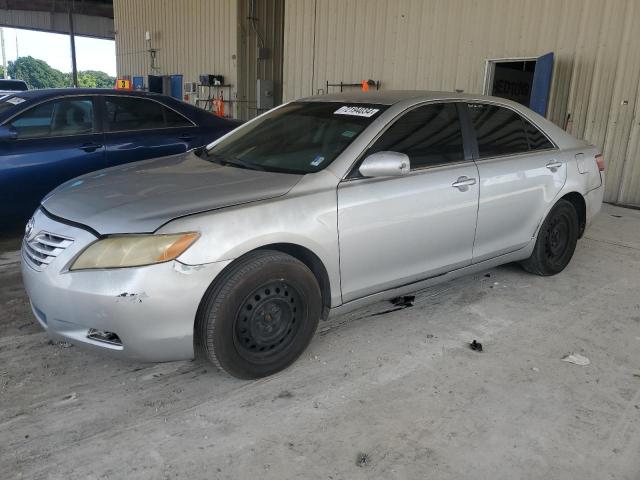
6,56,115,90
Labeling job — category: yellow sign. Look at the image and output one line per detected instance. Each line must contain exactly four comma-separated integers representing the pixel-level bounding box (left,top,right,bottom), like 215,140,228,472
115,79,131,90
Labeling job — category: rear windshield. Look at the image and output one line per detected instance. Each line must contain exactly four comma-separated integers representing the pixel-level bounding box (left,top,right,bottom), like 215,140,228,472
0,96,23,116
205,102,387,174
0,80,28,91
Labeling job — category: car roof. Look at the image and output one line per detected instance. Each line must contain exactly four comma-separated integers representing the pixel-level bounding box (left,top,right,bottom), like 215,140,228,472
1,88,168,100
299,90,520,106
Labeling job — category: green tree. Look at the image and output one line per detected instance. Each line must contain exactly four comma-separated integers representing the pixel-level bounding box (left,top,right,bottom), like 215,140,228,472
6,56,115,90
80,70,115,88
8,56,71,88
77,72,97,88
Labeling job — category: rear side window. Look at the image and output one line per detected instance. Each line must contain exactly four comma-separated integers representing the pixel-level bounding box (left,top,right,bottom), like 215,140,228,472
523,119,554,150
468,104,529,157
104,96,190,131
10,98,94,139
366,103,465,169
164,107,193,127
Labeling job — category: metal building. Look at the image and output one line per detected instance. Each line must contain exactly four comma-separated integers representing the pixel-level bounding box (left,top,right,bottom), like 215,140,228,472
113,0,640,206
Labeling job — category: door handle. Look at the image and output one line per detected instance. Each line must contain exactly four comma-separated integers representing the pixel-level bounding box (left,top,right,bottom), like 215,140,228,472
79,143,103,152
451,176,476,191
546,161,563,171
178,134,194,142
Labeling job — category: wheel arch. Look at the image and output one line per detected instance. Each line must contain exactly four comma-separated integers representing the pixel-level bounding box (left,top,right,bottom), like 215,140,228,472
196,243,334,327
560,191,587,237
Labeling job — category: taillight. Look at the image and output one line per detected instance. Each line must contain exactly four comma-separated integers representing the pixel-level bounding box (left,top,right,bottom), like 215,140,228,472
595,153,605,172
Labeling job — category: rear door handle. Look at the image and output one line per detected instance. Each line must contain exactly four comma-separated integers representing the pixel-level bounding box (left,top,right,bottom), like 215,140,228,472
79,143,103,152
546,161,563,171
452,176,476,191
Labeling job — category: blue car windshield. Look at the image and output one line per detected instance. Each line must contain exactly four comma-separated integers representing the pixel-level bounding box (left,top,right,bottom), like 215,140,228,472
205,102,387,174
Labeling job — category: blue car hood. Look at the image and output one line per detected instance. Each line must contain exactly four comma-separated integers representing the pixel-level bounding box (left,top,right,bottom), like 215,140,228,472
41,151,302,234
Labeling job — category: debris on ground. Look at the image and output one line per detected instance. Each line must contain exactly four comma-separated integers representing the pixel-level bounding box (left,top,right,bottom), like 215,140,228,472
531,367,540,372
561,353,590,366
356,453,370,467
391,295,415,308
370,295,415,317
470,340,483,352
275,390,293,399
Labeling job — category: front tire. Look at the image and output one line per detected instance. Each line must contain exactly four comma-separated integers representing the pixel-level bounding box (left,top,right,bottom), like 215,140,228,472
521,199,579,276
196,250,321,379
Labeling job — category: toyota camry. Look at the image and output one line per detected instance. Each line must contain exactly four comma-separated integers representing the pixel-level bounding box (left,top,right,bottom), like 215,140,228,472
21,91,604,378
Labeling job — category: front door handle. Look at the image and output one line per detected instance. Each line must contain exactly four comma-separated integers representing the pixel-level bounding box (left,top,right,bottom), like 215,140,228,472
546,161,563,171
452,176,476,191
79,143,103,152
178,134,194,142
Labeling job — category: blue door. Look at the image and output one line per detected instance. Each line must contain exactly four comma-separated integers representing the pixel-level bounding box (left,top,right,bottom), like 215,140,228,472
170,75,183,100
132,76,145,91
101,95,199,168
529,52,554,117
0,96,104,227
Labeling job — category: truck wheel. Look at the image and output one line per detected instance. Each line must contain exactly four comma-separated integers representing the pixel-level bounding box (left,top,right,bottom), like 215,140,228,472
521,199,579,276
196,250,321,379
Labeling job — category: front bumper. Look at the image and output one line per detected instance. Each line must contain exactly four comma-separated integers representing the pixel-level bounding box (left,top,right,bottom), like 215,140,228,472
21,209,231,362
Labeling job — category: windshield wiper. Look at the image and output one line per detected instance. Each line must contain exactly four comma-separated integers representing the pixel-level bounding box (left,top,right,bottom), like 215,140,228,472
203,151,265,171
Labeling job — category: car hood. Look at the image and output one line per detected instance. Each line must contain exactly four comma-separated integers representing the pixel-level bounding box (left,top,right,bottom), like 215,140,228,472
41,151,303,234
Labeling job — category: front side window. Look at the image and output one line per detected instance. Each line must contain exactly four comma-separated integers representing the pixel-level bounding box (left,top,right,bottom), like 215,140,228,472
105,97,167,131
205,102,387,174
10,97,94,139
468,104,529,158
365,103,465,170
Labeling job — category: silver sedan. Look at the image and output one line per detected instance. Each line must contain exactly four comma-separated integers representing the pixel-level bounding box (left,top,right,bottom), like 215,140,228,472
21,91,604,378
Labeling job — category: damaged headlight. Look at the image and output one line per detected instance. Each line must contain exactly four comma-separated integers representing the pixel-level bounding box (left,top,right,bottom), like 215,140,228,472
70,232,199,270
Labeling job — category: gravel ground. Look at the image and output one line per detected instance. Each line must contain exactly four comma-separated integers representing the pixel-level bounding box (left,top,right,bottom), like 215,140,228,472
1,203,639,479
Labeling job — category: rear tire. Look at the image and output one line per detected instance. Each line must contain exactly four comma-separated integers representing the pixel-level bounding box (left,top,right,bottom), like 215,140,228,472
521,199,579,276
195,250,321,379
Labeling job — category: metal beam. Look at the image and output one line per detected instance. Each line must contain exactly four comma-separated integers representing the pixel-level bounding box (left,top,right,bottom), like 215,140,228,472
0,0,113,19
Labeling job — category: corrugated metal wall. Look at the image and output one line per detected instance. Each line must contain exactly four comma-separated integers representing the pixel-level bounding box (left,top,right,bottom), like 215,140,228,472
114,0,238,115
236,0,285,120
283,0,640,205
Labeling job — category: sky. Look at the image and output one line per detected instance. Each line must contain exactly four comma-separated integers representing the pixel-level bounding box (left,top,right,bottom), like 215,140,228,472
1,27,116,76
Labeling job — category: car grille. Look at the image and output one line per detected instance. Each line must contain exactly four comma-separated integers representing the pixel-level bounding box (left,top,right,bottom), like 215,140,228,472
23,232,74,270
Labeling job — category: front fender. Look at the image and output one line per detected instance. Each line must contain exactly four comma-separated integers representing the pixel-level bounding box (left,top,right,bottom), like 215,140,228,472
158,186,341,307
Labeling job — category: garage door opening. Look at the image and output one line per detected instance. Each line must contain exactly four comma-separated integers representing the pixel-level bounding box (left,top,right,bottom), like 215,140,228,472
483,52,554,117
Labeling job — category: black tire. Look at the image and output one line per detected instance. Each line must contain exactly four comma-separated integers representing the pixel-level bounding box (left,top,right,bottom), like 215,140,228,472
195,250,322,379
521,199,579,276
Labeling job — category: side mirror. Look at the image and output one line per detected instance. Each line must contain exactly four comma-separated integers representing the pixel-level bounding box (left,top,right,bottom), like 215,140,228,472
359,151,410,178
0,125,17,141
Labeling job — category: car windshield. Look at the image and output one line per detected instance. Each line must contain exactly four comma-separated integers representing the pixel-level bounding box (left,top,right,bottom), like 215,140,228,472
204,101,387,174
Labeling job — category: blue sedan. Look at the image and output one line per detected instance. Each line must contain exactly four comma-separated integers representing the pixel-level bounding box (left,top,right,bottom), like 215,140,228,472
0,88,240,232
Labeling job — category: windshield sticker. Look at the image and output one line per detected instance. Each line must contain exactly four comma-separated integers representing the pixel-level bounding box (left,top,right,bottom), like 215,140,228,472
334,106,379,117
311,155,325,167
6,97,25,105
341,130,356,138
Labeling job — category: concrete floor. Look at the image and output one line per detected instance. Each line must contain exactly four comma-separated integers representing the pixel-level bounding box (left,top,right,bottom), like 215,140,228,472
1,203,639,480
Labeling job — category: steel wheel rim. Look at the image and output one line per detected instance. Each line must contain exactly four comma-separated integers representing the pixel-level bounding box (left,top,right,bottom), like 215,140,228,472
544,213,571,262
234,281,302,360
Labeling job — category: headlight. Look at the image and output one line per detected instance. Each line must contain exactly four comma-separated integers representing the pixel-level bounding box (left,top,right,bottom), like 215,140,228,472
70,232,199,270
